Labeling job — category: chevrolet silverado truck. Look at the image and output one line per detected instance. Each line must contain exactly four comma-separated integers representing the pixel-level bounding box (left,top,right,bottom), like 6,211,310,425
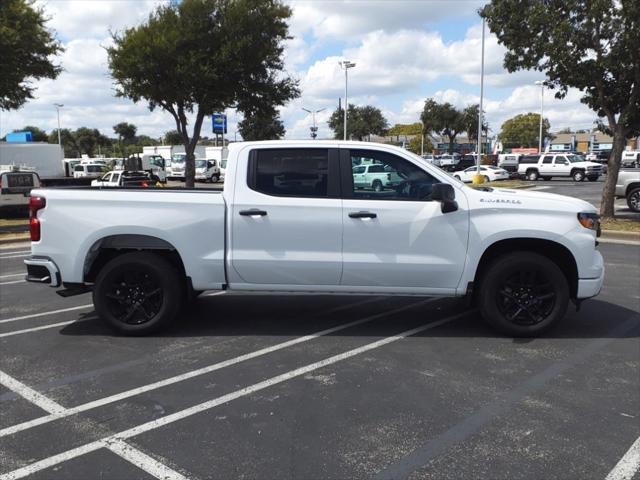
24,141,604,337
518,153,603,182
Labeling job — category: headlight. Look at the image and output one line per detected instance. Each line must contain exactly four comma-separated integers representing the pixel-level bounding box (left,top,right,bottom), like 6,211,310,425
578,212,600,234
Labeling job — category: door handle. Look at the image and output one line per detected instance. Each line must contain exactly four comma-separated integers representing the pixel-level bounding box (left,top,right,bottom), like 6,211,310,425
349,211,377,219
239,209,267,217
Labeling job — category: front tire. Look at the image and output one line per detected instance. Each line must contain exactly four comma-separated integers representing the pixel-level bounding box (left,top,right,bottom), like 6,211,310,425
478,252,569,337
572,170,585,182
627,187,640,212
93,252,184,335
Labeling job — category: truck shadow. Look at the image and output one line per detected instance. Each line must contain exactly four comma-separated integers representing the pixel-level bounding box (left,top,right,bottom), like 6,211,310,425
60,296,640,341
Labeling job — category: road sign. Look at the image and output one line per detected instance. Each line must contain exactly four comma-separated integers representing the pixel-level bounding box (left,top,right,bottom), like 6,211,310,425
212,114,227,134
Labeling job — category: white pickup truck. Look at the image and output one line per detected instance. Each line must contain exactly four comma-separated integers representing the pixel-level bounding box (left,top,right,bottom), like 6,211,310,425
24,141,604,337
518,153,603,182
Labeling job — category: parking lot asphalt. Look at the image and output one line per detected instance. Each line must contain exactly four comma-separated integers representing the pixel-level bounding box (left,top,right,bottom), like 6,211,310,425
0,238,639,480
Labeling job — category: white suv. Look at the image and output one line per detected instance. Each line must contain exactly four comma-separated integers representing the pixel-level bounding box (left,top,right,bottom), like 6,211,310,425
518,153,603,182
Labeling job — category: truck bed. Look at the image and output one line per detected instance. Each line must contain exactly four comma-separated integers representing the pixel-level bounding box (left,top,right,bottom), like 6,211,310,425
30,187,227,290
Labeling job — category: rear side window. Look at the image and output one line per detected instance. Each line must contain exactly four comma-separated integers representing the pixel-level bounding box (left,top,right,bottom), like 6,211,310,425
542,156,554,164
250,149,329,198
368,164,385,173
74,165,84,172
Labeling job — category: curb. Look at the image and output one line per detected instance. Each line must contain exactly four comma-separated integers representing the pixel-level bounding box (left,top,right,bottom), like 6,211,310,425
599,230,640,243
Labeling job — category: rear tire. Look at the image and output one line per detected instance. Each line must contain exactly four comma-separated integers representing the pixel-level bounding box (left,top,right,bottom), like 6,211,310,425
372,180,383,192
484,175,490,183
93,252,184,335
526,170,539,181
627,187,640,212
478,252,569,337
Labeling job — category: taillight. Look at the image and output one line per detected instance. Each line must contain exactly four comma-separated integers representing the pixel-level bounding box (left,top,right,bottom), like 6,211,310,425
29,196,46,242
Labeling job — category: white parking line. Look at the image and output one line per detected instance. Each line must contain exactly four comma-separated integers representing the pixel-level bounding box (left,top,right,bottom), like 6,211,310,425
0,280,24,286
106,439,190,480
0,304,94,325
0,370,65,415
0,298,435,436
0,273,24,279
0,318,95,339
605,436,640,480
0,309,469,480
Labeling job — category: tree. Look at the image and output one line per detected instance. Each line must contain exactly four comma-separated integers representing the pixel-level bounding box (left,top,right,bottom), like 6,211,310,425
10,125,48,142
421,99,465,153
113,122,137,143
461,104,488,143
482,0,640,218
108,0,299,187
499,113,550,149
238,107,285,141
328,104,388,140
163,130,183,146
407,135,434,155
0,0,63,110
387,123,422,136
47,128,111,157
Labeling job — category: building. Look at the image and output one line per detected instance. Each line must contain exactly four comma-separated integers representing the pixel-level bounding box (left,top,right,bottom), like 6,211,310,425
548,132,640,154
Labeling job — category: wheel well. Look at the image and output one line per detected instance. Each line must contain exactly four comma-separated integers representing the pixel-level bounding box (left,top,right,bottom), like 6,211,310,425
474,238,578,299
526,168,538,173
626,182,640,196
83,235,187,284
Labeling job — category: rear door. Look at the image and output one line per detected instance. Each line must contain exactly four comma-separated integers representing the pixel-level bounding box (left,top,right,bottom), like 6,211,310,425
230,147,343,286
340,148,469,292
540,155,554,175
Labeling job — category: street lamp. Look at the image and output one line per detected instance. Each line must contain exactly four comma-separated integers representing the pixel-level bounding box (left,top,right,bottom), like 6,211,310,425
475,18,486,183
534,81,544,153
53,103,64,147
339,60,356,141
302,108,326,139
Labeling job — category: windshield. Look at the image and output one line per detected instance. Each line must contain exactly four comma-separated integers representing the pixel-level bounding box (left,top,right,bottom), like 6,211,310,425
196,160,207,169
172,154,186,163
404,149,463,184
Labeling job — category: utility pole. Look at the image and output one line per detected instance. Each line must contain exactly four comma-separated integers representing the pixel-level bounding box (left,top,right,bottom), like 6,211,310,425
302,108,326,139
339,60,356,141
53,103,64,148
474,18,485,184
535,80,545,153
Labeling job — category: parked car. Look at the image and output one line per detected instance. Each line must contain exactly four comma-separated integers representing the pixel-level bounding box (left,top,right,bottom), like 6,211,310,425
91,171,152,188
24,141,604,338
621,150,640,168
195,159,221,183
441,155,476,173
518,153,603,182
452,165,509,183
352,163,402,192
73,163,105,179
0,168,40,212
497,154,522,175
615,169,640,212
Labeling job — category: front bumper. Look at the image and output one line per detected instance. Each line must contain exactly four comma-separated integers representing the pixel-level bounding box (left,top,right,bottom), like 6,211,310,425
24,256,61,287
576,250,605,299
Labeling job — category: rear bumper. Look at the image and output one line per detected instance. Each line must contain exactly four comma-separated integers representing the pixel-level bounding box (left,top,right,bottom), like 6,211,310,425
576,251,604,299
24,256,61,287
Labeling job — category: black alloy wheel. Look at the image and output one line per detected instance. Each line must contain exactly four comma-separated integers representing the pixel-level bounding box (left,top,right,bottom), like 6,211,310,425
105,268,163,325
496,269,556,326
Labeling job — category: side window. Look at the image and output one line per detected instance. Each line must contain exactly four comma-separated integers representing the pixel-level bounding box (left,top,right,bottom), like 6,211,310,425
542,156,554,164
250,148,329,198
348,149,439,201
352,166,366,174
556,156,569,165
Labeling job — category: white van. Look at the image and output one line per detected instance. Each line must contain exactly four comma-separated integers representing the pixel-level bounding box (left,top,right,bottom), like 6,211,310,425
73,163,105,179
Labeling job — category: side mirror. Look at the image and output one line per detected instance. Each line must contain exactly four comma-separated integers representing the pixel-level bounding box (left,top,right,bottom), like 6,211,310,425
431,183,458,213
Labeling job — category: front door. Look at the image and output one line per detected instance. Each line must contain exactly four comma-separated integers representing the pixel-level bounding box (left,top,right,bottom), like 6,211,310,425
230,147,343,286
341,148,469,292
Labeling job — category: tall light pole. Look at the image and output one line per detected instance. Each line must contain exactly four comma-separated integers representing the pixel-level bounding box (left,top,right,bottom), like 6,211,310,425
302,108,326,139
474,18,486,184
53,103,64,147
339,60,356,141
535,81,544,153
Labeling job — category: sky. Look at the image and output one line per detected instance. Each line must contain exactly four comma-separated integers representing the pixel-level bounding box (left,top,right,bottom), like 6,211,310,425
0,0,600,142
